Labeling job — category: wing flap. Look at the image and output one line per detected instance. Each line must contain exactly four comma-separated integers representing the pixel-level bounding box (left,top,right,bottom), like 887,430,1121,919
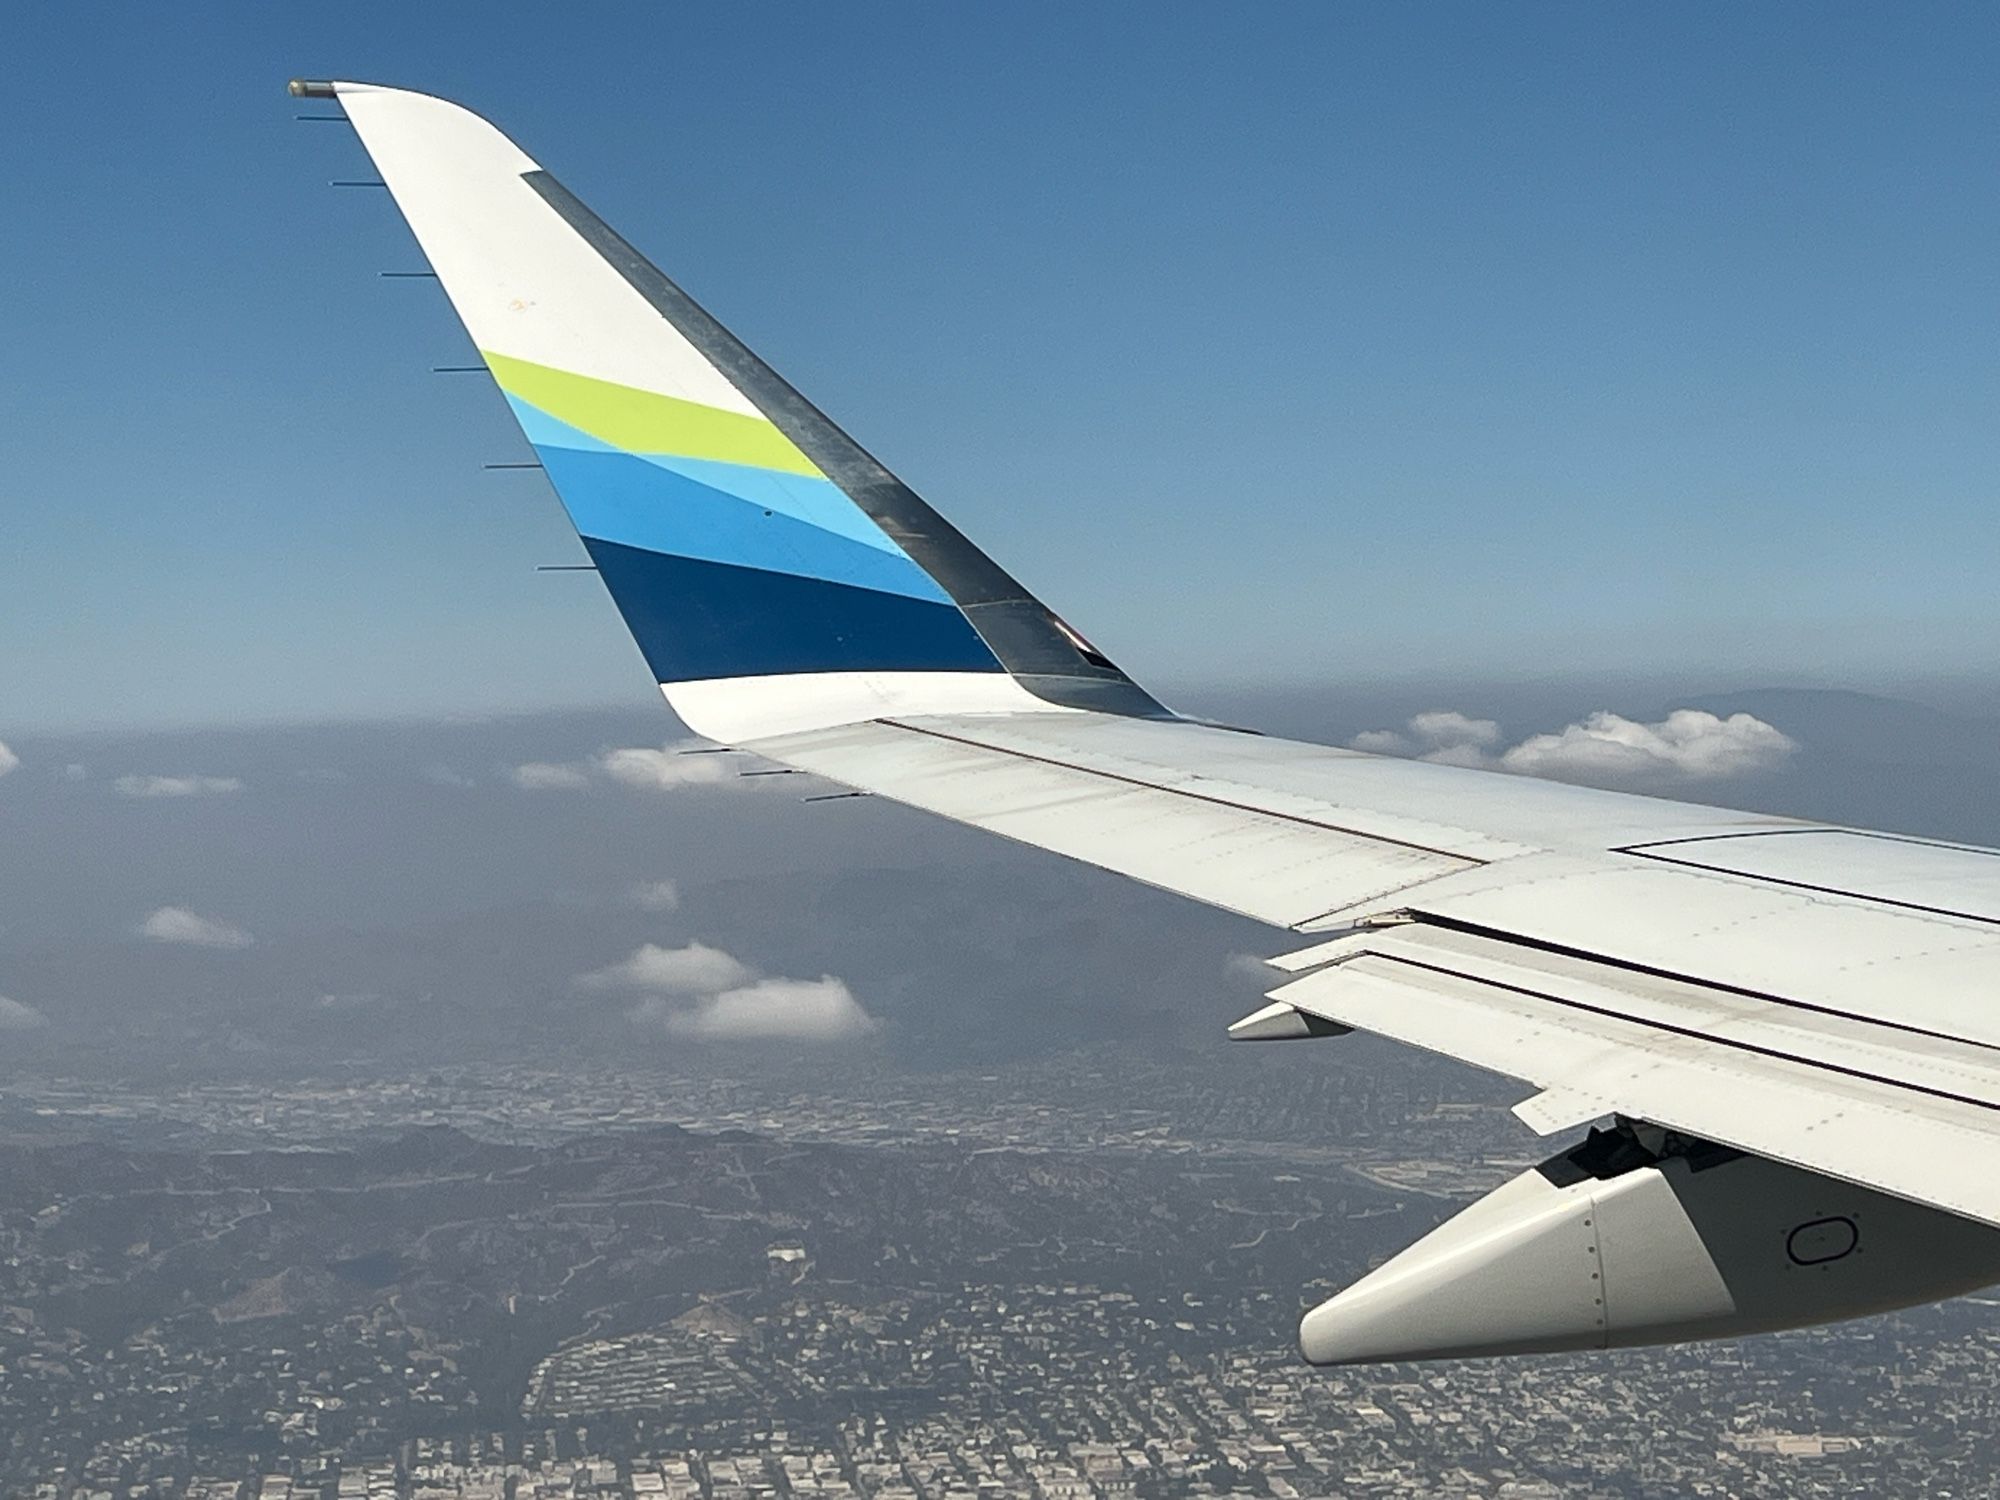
1347,920,2000,1105
1270,924,2000,1227
1393,859,2000,1051
1620,828,2000,924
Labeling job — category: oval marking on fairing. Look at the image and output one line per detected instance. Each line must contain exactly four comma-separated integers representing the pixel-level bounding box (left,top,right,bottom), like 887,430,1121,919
1787,1216,1859,1266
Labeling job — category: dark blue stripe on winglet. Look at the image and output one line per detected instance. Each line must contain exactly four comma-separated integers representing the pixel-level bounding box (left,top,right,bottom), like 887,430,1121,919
583,539,1006,683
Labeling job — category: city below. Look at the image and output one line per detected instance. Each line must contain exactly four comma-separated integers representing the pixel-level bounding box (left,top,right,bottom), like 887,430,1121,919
2,1052,1995,1499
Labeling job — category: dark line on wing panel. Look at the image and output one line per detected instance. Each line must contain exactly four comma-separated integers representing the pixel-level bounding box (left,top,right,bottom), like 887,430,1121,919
1364,949,2000,1118
1406,912,2000,1060
879,720,1485,863
1615,848,2000,929
1612,828,1842,849
1618,826,2000,857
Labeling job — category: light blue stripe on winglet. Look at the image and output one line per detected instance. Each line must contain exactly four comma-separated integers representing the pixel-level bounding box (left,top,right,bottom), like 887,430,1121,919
537,445,956,602
503,395,906,555
643,454,905,555
505,393,619,453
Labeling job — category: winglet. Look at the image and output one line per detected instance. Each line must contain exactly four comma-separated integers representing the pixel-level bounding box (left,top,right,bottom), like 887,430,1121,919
318,81,1168,743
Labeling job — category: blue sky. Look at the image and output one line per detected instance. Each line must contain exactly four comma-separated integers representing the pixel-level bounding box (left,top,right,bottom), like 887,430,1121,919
9,3,2000,730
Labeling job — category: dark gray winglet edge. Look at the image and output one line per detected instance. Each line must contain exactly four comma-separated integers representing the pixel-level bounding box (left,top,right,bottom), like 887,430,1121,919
523,169,1171,720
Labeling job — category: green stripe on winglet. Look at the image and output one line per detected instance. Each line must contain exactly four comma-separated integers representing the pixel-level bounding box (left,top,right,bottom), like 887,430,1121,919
481,351,822,477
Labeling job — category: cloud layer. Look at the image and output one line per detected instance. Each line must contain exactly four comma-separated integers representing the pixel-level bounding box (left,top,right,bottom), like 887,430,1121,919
0,742,18,778
1352,708,1797,786
138,906,254,950
578,939,877,1042
114,774,243,799
0,996,45,1030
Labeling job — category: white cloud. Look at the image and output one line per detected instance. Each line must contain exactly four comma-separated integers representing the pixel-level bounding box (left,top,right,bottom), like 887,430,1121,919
1409,711,1500,749
1349,711,1500,763
644,976,878,1042
626,880,681,912
0,996,45,1030
580,937,878,1043
576,941,754,995
423,765,478,789
509,761,593,791
60,763,87,782
0,742,18,778
1225,952,1277,983
492,742,759,793
1349,728,1414,755
114,774,243,799
1500,710,1796,783
138,906,254,950
597,744,734,792
1351,707,1796,787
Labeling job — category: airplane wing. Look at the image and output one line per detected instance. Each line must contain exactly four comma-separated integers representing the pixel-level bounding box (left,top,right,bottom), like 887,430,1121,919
297,81,2000,1362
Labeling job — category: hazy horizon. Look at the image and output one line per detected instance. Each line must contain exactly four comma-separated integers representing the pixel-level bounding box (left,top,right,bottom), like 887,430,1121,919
8,674,2000,1089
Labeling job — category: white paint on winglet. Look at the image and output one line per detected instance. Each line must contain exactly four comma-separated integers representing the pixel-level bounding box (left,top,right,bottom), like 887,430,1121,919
663,671,1072,744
